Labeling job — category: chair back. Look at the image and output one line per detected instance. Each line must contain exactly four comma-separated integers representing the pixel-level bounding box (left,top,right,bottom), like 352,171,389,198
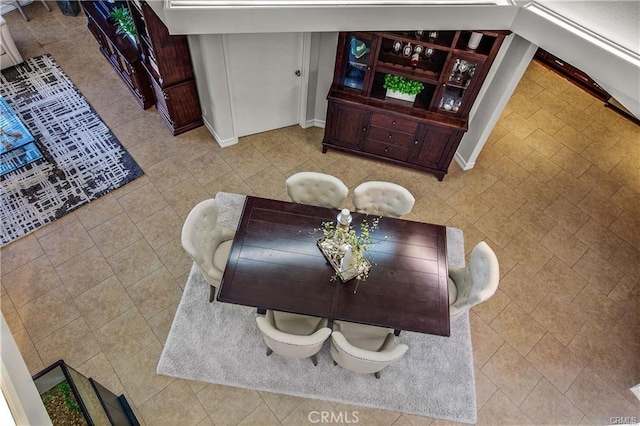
449,241,500,316
256,311,331,360
0,16,23,70
181,199,227,282
353,181,415,217
330,331,408,375
286,172,349,209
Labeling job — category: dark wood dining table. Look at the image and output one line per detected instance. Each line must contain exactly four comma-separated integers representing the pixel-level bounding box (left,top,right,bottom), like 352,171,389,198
217,196,450,336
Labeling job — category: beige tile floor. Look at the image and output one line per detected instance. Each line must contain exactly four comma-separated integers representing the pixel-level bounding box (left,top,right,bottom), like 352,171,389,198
1,4,640,425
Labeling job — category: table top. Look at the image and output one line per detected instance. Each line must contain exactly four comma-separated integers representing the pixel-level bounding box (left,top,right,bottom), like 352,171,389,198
218,196,450,336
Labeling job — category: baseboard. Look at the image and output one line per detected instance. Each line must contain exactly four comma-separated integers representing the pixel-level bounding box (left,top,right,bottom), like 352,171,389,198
454,151,475,171
302,119,325,129
203,116,238,148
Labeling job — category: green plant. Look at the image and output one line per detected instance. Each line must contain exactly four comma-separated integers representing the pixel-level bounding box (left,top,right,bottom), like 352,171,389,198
110,6,136,38
383,74,424,95
41,380,82,413
313,217,389,287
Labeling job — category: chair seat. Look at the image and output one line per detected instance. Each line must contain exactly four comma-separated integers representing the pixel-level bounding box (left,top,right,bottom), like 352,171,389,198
334,321,393,351
273,311,326,336
213,239,233,273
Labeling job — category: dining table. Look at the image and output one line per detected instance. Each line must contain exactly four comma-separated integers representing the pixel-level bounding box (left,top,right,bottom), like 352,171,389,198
217,195,451,336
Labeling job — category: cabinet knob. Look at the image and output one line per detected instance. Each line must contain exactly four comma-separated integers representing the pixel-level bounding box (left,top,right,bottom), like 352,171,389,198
414,140,418,145
363,127,367,132
388,134,392,139
392,120,396,125
367,66,371,70
384,147,389,152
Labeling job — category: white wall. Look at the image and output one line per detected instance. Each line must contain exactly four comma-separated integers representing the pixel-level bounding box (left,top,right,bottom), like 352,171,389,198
456,34,538,170
188,34,238,146
1,314,51,425
312,32,339,128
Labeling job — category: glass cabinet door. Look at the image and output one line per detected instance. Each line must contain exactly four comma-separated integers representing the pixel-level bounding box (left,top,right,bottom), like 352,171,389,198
436,54,484,115
341,33,375,93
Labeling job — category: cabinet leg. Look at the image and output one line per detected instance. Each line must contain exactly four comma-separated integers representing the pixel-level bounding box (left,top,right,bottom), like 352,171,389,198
437,173,445,182
322,145,328,154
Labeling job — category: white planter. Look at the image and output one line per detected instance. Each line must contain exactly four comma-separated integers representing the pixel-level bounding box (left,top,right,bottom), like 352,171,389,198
385,89,416,103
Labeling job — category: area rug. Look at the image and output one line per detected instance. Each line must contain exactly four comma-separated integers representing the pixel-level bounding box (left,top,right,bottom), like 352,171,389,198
0,54,143,245
158,193,476,424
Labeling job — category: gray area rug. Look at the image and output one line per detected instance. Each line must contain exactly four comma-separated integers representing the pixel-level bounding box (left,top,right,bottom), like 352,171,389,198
0,54,143,245
157,193,476,424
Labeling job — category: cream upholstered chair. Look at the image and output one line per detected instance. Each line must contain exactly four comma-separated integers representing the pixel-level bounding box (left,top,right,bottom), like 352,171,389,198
0,15,22,70
353,181,415,217
181,198,236,302
256,310,331,366
448,241,500,317
4,0,51,21
330,321,408,379
285,172,349,209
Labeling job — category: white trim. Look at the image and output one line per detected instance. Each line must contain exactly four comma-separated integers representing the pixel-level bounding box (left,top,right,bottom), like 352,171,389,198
454,151,474,171
522,2,640,67
298,32,312,128
303,118,325,129
204,116,239,147
1,315,51,426
220,34,238,139
170,0,514,7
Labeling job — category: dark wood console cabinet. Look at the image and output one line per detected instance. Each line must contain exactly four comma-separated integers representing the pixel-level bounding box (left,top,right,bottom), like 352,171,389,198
83,1,154,109
81,0,203,135
323,31,508,180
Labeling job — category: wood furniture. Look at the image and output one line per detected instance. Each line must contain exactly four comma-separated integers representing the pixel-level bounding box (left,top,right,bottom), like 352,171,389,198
323,31,508,181
218,196,450,336
81,0,203,135
535,48,640,125
82,1,154,109
129,0,203,135
534,48,609,101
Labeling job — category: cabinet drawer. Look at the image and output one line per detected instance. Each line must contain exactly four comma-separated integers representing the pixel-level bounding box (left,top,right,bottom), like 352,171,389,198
367,126,415,148
569,68,591,85
370,113,419,133
363,140,410,161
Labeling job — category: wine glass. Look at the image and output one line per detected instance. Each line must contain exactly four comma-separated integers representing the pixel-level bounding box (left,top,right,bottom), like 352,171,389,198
424,47,434,60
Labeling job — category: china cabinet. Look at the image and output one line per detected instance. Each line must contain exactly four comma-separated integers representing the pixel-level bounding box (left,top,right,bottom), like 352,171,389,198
81,0,203,135
323,30,508,180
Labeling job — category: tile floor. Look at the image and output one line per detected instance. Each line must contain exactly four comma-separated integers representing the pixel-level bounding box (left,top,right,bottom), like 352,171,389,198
1,4,639,425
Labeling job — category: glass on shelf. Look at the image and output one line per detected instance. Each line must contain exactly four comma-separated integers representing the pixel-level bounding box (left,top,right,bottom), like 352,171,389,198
343,35,371,90
438,86,464,113
448,59,478,87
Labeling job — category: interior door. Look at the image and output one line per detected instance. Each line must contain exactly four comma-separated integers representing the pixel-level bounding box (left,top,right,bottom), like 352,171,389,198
225,33,304,137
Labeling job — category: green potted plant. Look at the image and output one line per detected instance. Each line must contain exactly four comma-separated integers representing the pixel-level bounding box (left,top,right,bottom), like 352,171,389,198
383,74,424,103
109,6,137,44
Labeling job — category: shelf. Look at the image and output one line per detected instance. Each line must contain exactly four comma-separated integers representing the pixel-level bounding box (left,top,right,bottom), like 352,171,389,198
382,31,456,49
453,31,497,56
375,63,440,84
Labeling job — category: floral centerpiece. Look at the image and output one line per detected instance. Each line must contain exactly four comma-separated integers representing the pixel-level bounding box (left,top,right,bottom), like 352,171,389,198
314,210,389,291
